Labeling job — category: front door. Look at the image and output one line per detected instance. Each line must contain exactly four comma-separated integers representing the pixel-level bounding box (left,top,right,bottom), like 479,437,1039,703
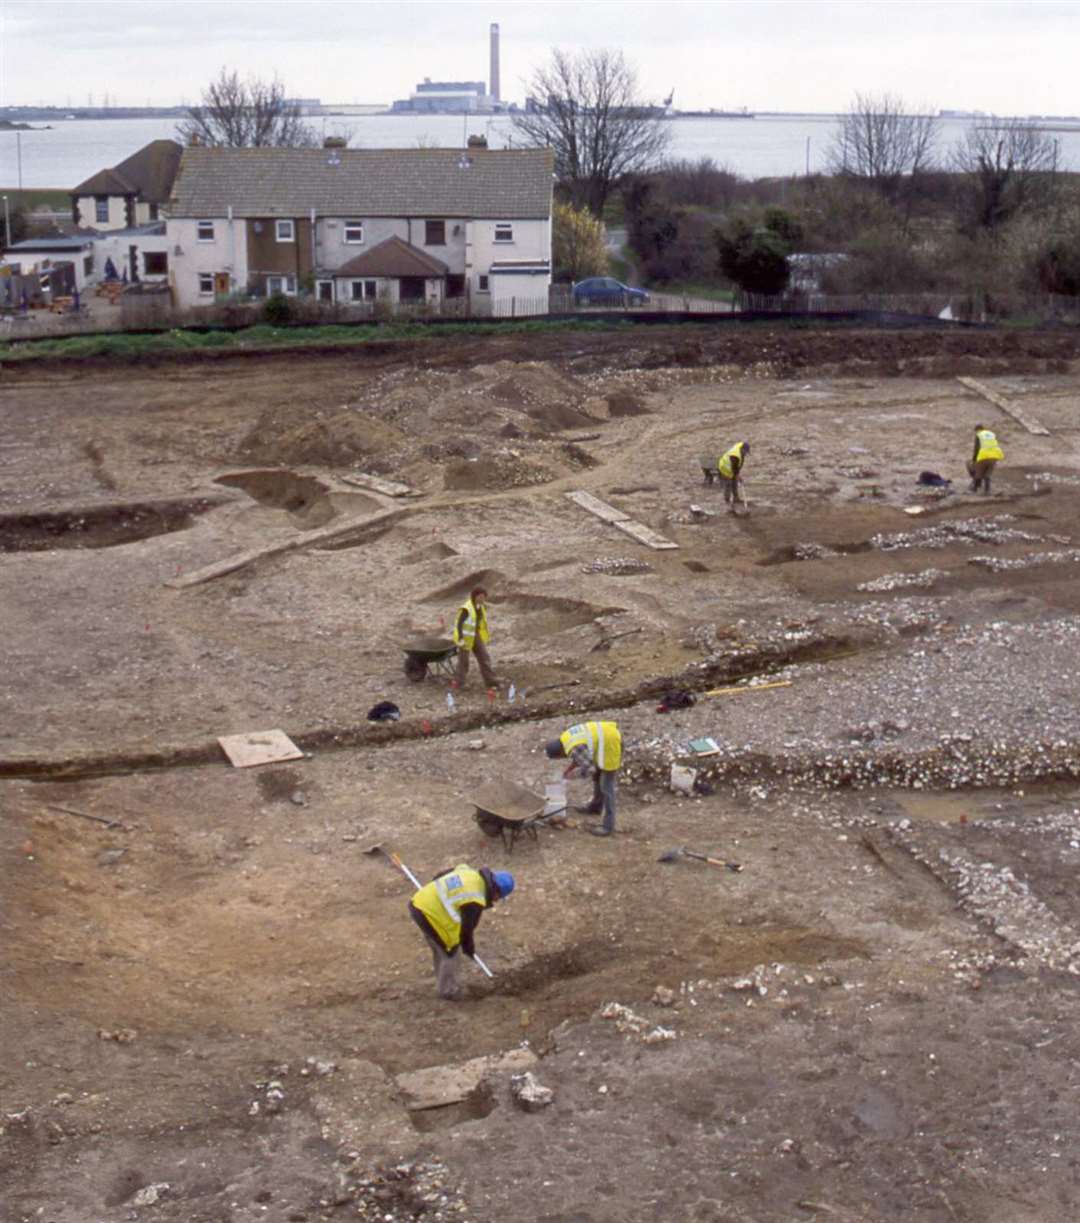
399,276,425,302
214,272,230,297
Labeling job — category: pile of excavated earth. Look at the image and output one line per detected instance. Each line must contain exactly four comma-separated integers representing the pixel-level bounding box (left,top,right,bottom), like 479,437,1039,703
3,322,1080,1223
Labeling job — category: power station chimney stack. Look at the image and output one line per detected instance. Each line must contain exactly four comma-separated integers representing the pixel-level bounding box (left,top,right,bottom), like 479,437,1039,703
489,22,501,103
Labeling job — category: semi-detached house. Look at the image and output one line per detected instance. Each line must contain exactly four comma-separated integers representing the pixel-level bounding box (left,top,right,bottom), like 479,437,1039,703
166,145,554,313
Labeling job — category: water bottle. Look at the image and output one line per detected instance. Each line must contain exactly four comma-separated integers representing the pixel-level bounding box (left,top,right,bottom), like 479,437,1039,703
508,683,517,704
446,690,456,713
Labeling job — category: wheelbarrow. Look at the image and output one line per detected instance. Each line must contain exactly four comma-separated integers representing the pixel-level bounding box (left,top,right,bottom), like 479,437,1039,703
471,780,552,853
402,636,458,683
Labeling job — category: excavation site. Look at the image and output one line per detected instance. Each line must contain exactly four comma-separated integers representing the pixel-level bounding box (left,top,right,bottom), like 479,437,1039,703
3,322,1080,1223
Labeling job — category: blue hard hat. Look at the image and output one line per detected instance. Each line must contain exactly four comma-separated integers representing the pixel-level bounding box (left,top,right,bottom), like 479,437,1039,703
491,870,515,899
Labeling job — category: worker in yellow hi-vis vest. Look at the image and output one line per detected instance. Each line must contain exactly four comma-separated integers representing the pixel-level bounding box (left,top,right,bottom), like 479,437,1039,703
409,864,515,1000
545,721,622,837
968,425,1004,494
714,441,751,513
452,586,498,691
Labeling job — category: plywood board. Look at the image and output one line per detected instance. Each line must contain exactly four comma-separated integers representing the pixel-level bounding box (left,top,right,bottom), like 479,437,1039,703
340,472,418,497
565,489,630,523
613,519,679,550
957,376,1051,436
218,728,304,769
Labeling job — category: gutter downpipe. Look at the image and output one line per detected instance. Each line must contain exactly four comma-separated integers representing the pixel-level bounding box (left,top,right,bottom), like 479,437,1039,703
227,204,234,295
310,207,317,296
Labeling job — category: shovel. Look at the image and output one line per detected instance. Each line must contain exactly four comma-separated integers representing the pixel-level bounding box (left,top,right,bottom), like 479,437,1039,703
364,844,494,978
658,846,742,872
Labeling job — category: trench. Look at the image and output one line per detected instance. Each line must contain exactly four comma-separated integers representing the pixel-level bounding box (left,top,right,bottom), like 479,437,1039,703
0,496,226,553
214,469,378,529
0,631,915,782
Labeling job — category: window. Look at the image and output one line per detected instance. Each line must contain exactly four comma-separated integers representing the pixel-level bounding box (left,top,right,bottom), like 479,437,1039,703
350,279,377,301
425,219,446,246
144,251,168,276
477,274,490,292
494,222,513,243
94,198,109,224
197,220,215,242
198,273,214,295
83,255,94,276
266,275,296,296
343,220,364,244
275,219,295,242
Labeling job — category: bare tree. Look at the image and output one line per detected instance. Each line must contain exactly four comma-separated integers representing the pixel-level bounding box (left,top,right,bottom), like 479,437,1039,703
952,117,1060,232
511,48,670,216
828,92,937,199
177,69,318,148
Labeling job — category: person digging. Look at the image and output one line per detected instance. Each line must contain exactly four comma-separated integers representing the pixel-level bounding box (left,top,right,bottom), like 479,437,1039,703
715,441,750,513
546,720,622,838
968,425,1004,494
408,864,515,1001
452,586,498,692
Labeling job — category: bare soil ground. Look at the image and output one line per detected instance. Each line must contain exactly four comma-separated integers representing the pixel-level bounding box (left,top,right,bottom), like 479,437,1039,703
3,324,1080,1223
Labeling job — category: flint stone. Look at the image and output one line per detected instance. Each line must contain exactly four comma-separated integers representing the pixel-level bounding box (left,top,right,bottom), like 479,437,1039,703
510,1070,554,1112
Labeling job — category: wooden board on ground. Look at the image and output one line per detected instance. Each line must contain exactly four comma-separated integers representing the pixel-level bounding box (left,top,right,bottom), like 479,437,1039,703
396,1049,537,1110
165,507,405,588
565,489,630,523
340,472,419,497
471,780,545,821
957,376,1051,436
613,519,679,550
218,728,304,768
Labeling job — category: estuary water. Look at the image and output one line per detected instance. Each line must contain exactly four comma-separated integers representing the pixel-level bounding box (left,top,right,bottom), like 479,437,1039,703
4,112,1080,190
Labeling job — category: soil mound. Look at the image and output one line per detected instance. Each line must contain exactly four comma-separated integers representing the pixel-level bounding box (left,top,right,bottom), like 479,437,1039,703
606,391,650,417
235,408,407,468
443,454,553,491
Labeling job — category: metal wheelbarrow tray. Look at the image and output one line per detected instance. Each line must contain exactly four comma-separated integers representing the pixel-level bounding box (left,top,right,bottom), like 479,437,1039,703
402,636,458,682
471,781,549,853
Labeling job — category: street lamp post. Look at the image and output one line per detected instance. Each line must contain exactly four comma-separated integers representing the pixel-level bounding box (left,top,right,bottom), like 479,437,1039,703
2,195,10,250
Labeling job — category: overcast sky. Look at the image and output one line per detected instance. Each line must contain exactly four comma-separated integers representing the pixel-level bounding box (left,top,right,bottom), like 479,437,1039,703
2,0,1077,115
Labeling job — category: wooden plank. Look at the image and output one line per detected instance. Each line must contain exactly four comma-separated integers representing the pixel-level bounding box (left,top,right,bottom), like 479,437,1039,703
704,680,792,698
217,728,304,768
565,489,630,523
165,507,404,589
340,471,418,497
613,519,679,550
957,376,1051,436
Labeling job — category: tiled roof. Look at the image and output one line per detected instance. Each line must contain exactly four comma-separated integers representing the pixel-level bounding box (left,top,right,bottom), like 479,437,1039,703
73,140,182,202
333,236,449,278
169,146,555,219
73,167,135,196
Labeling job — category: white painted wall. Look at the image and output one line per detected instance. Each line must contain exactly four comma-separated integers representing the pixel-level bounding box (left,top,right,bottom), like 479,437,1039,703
167,216,249,309
489,271,550,315
465,217,551,295
314,216,465,275
93,231,172,284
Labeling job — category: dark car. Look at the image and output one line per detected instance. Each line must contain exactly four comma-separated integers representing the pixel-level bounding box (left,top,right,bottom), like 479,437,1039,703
572,277,650,308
